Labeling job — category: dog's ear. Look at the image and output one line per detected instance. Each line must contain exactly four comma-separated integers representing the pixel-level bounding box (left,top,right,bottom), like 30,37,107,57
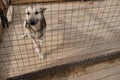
43,8,47,11
40,7,47,11
40,7,47,15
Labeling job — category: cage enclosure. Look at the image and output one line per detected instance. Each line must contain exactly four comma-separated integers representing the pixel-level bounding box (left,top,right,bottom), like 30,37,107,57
0,0,120,80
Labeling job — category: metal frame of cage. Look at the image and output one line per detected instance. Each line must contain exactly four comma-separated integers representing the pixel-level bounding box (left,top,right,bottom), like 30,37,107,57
7,51,120,80
0,0,120,80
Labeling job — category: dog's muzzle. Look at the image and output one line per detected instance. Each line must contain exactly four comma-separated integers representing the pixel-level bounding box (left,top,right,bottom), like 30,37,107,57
29,18,38,25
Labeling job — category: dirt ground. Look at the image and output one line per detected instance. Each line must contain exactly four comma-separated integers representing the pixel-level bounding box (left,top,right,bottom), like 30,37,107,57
0,0,120,79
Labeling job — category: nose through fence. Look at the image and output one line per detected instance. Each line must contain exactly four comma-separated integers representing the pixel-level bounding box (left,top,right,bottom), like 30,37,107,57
29,18,38,25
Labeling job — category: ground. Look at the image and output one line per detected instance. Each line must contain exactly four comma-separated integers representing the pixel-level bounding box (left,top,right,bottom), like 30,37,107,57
35,58,120,80
0,0,120,79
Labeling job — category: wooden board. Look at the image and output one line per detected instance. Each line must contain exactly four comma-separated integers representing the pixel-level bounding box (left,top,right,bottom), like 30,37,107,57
7,6,13,22
0,0,8,15
10,0,64,4
0,22,3,44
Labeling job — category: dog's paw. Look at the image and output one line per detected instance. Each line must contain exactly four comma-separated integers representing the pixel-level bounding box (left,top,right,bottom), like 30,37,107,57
39,40,43,46
22,34,28,39
39,54,44,60
36,48,40,53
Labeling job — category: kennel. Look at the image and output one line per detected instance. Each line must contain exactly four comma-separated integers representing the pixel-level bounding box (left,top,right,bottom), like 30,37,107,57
0,0,120,80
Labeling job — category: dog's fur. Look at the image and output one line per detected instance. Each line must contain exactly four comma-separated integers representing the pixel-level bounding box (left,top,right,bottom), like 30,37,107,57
23,6,47,59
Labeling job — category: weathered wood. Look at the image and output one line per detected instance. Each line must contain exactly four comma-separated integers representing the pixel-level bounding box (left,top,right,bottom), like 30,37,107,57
7,53,120,80
0,0,4,43
0,20,3,44
0,0,8,15
2,0,8,6
7,6,13,22
10,0,64,5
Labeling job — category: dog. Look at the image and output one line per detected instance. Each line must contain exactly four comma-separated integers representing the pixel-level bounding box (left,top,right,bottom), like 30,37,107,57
23,6,47,59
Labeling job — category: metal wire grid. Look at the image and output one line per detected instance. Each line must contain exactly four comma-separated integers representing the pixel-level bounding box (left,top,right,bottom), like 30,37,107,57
7,51,120,80
0,0,120,79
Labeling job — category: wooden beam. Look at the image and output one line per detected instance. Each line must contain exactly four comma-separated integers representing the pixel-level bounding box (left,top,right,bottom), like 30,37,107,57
7,6,13,22
6,51,120,80
2,0,8,6
9,0,72,5
0,20,3,44
0,0,8,15
9,0,86,5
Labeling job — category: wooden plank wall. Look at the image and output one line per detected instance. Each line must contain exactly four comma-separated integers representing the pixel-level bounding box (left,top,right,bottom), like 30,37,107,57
10,0,64,4
0,0,8,15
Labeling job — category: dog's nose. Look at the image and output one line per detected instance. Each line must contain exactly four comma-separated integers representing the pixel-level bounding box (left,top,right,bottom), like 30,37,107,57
29,18,37,25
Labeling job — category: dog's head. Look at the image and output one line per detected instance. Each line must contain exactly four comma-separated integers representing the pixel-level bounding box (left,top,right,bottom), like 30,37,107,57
25,6,46,26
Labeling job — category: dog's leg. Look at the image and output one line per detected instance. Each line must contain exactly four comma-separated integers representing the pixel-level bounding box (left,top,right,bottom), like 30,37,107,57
23,22,29,39
39,28,46,46
39,35,45,59
31,36,44,59
39,34,45,47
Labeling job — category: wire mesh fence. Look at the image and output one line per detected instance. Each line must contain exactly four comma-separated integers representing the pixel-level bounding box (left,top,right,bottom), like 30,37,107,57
0,0,120,80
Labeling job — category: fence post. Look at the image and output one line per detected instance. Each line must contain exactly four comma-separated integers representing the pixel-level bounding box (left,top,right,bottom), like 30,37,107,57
0,0,9,28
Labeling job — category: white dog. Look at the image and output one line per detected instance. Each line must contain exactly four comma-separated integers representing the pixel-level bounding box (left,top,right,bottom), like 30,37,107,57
23,6,47,59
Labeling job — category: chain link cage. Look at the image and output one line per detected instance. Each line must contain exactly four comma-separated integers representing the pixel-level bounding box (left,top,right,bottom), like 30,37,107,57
0,0,120,80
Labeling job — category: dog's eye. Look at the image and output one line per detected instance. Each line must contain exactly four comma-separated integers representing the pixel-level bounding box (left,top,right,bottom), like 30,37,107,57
35,11,39,15
27,12,30,15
